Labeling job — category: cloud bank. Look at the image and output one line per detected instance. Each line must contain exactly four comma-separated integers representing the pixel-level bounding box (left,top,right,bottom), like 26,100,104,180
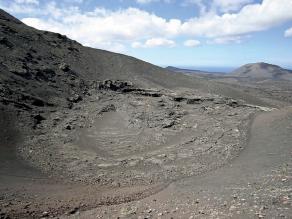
1,0,292,52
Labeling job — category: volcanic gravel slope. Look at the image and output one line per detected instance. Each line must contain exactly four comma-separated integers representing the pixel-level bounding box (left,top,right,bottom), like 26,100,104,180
0,9,291,219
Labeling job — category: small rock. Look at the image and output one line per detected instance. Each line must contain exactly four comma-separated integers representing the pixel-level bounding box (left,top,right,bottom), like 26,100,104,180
173,97,186,102
100,104,116,113
33,114,46,128
65,125,72,130
186,98,202,104
146,209,153,213
227,99,239,107
31,98,45,107
229,205,236,211
0,37,13,48
69,207,79,215
120,206,137,216
23,203,30,209
41,211,49,217
67,94,82,103
172,207,178,213
59,63,70,72
163,120,175,128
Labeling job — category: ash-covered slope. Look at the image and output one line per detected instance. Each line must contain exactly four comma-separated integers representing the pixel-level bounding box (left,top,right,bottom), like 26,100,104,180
0,9,271,114
0,8,198,109
230,62,292,81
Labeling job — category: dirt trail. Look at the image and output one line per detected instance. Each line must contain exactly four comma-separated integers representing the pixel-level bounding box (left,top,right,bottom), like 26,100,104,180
178,106,292,187
71,107,292,218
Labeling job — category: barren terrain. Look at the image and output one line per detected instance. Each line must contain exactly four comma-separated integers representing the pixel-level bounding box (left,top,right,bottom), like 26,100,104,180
0,9,291,219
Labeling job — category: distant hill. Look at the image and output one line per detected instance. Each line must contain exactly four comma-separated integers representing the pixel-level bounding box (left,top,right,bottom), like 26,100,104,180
230,62,292,81
165,66,223,76
166,66,208,74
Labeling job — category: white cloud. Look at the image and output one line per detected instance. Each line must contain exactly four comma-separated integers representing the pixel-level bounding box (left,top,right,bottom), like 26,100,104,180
184,39,201,47
209,36,244,44
183,0,253,14
21,7,181,52
284,27,292,37
212,0,253,13
182,0,292,38
145,38,175,47
132,38,176,48
1,4,37,15
14,0,39,5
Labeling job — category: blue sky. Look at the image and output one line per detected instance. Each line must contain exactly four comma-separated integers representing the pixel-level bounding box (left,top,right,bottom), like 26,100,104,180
1,0,292,70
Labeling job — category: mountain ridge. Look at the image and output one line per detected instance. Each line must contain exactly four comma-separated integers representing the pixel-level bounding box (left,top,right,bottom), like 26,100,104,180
230,62,292,80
